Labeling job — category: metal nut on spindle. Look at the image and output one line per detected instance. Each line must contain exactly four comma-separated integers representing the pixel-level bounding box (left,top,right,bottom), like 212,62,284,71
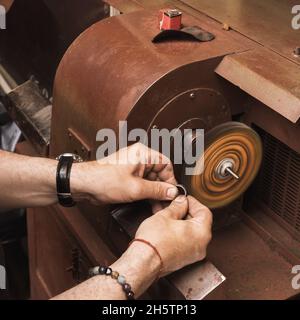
216,158,240,180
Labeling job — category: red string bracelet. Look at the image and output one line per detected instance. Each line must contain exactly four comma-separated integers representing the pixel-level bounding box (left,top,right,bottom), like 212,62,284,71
129,238,164,280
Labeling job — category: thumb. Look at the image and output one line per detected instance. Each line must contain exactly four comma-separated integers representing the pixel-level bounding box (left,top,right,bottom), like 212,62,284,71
138,179,178,201
160,196,188,220
187,196,213,228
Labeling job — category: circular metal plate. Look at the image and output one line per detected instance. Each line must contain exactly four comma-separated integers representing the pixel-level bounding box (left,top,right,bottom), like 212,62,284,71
183,122,263,209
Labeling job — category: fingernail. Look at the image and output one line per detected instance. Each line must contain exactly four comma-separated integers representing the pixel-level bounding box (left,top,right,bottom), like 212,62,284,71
167,187,178,199
174,195,187,203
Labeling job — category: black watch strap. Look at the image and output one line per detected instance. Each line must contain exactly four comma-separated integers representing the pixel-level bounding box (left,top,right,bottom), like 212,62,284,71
56,154,82,207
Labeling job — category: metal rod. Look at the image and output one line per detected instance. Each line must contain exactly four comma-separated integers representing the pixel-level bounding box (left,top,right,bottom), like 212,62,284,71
225,167,240,180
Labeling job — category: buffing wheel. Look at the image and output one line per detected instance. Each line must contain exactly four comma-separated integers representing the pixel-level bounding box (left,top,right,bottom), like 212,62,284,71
183,122,263,209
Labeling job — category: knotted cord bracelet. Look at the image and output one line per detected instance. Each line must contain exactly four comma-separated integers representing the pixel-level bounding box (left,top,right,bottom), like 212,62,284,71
128,238,164,280
89,266,135,300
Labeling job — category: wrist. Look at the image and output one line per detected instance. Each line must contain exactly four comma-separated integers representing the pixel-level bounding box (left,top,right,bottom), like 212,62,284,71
26,157,58,207
110,241,161,298
69,162,98,202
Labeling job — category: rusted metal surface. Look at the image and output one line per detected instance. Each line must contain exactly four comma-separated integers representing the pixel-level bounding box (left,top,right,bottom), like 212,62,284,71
181,0,300,65
52,9,252,157
106,0,170,13
106,1,300,123
105,0,145,13
244,100,300,155
206,221,300,300
67,128,92,161
242,205,300,266
216,49,300,123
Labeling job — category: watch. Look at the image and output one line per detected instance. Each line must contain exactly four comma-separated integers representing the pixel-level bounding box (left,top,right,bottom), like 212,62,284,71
56,153,83,207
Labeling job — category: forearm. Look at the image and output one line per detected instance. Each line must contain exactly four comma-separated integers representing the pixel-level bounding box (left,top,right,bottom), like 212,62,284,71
0,150,58,210
53,242,160,300
0,151,109,210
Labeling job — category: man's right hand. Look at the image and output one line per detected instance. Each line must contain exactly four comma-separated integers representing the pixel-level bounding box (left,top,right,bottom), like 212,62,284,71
55,196,212,300
135,195,213,276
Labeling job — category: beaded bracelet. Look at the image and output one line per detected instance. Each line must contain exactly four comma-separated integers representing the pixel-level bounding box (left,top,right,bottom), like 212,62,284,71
89,266,135,300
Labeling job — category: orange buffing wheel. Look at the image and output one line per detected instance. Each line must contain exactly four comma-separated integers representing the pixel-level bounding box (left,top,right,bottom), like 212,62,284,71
183,122,263,209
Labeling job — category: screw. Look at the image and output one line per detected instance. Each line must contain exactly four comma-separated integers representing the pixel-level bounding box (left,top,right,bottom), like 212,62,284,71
190,92,196,99
222,23,230,31
293,47,300,57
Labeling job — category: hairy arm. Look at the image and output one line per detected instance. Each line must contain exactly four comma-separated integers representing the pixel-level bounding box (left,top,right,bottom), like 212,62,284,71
0,150,58,210
53,242,160,300
0,144,178,210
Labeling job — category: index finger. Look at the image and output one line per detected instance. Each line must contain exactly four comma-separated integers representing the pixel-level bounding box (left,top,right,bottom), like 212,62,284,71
143,147,177,185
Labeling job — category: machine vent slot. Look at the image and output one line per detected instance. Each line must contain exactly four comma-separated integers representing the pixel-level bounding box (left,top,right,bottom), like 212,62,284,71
254,126,300,234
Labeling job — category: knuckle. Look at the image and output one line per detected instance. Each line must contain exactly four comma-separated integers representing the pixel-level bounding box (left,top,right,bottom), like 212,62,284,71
162,206,173,217
199,230,212,245
162,204,179,218
154,182,163,197
198,208,213,225
206,208,213,222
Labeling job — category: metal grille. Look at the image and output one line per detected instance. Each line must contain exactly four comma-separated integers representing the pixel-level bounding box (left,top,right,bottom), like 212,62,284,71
255,127,300,234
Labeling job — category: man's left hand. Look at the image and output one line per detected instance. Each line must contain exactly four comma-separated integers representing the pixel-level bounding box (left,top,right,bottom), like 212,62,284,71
71,143,179,205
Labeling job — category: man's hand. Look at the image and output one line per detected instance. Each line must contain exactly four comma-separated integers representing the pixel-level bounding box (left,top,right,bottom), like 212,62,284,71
54,196,213,300
0,144,178,210
135,195,213,276
71,143,179,204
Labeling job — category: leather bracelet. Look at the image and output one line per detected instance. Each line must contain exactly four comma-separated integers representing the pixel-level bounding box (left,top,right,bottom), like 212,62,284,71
129,238,164,279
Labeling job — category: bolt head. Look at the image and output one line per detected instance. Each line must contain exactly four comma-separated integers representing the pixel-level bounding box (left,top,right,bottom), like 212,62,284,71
293,47,300,57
